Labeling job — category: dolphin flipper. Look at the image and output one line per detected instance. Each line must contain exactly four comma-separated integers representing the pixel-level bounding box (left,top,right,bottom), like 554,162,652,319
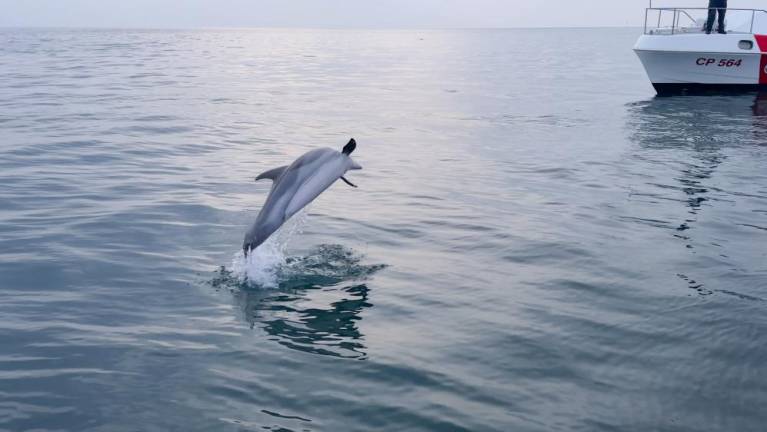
340,176,357,188
255,165,287,182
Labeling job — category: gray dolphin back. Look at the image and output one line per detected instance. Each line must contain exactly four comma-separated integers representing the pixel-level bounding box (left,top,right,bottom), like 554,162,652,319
242,139,360,256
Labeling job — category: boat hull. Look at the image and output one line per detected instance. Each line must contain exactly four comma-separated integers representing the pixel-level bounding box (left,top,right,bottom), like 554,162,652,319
634,34,767,95
652,82,767,95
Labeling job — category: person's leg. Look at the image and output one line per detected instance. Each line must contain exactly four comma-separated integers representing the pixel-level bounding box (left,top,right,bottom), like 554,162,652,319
717,8,726,33
706,7,716,33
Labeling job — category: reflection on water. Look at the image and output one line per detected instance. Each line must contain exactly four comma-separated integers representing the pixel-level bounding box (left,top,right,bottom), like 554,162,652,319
237,283,371,359
212,244,385,359
752,93,767,118
4,26,767,432
627,95,766,297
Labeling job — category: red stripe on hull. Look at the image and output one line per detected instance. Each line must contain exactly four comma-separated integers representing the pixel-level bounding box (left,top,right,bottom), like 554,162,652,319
755,35,767,51
760,55,767,85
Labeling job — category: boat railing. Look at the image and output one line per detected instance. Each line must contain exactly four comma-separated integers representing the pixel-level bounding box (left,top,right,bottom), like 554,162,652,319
643,6,767,35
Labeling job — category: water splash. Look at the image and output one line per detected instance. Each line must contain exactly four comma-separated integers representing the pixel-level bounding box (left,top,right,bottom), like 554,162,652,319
211,243,387,359
230,210,309,288
213,242,387,292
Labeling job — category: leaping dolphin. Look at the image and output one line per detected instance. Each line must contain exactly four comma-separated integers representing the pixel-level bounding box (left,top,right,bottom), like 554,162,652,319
243,138,362,256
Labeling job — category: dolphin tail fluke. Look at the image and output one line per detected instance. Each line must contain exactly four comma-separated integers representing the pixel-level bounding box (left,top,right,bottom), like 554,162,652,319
255,165,287,182
342,138,356,155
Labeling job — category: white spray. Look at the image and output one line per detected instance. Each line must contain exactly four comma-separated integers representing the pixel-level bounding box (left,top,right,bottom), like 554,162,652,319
230,210,309,288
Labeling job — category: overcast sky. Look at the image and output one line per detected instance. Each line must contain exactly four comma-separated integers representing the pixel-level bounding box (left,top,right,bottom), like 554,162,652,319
1,0,766,29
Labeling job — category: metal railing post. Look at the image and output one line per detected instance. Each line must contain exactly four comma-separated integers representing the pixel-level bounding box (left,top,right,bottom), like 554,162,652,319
671,9,677,34
641,7,767,36
644,8,649,34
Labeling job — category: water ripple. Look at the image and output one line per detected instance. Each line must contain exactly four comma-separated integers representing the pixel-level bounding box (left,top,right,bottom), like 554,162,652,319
1,28,766,432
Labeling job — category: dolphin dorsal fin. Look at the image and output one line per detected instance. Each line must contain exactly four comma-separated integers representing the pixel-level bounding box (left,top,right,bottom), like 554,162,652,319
255,165,287,182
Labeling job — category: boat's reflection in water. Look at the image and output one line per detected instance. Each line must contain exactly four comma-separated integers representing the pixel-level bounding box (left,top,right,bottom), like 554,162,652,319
751,92,767,117
626,93,766,297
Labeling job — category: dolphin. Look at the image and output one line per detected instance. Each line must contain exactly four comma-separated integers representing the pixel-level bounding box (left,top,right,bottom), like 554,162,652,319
243,138,362,256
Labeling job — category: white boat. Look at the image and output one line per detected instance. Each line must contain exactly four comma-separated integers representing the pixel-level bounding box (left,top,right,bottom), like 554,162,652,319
634,1,767,94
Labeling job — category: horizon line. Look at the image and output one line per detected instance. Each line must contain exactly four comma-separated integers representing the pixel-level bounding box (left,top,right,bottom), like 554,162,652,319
0,24,643,31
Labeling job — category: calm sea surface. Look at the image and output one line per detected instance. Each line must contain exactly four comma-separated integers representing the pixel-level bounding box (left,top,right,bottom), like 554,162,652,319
1,27,766,431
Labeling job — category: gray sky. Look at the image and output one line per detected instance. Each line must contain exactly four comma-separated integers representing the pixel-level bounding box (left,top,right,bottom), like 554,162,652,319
1,0,765,29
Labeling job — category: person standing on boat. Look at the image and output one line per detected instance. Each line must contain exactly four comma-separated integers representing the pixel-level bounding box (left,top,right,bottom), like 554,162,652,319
705,0,727,34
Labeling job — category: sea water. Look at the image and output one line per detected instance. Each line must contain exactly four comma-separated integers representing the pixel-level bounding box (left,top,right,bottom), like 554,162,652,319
0,28,766,431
